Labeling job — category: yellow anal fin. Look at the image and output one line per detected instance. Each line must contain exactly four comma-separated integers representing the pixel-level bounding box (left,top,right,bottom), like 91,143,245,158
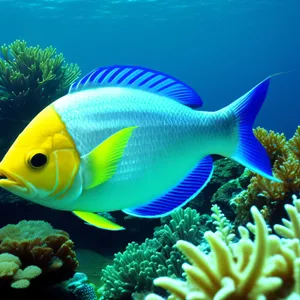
73,211,125,231
82,126,138,189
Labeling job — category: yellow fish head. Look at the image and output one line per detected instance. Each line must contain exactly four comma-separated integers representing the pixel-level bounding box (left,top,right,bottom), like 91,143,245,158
0,105,81,209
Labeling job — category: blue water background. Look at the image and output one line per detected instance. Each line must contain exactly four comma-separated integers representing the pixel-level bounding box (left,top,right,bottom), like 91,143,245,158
0,0,299,137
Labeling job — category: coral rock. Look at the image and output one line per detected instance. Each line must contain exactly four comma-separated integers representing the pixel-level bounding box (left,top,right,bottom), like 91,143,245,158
0,220,78,287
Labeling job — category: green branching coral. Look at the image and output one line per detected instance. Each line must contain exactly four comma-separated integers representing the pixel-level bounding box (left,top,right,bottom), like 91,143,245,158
0,40,80,121
156,207,204,248
99,207,209,300
100,239,160,299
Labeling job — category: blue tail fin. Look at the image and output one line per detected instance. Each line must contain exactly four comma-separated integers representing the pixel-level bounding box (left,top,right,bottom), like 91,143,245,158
230,76,280,182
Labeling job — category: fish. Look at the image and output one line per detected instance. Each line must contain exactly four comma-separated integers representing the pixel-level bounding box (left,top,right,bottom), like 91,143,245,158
0,65,280,230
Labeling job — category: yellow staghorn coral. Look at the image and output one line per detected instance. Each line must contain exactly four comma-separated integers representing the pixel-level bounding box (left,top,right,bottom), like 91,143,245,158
211,204,235,246
253,127,288,164
145,196,300,300
288,126,300,159
273,195,300,239
252,127,300,197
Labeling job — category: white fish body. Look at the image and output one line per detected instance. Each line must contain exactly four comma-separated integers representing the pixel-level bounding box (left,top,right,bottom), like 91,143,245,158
54,86,237,212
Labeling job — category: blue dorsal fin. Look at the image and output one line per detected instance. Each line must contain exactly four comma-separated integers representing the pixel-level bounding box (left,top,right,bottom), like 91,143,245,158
122,156,213,218
69,65,202,108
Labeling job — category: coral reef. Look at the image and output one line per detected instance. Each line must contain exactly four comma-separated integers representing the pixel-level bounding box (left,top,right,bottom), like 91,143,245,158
253,127,287,164
209,158,245,188
212,126,300,227
99,207,211,299
0,40,81,158
0,220,78,287
66,272,98,300
189,158,245,214
0,252,41,289
146,195,300,300
210,168,252,222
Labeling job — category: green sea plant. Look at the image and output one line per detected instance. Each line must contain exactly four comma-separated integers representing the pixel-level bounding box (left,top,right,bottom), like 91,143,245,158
0,39,80,121
99,207,209,299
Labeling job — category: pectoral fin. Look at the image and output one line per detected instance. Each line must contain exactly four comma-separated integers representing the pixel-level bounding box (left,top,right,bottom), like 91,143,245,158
81,126,137,189
72,211,125,231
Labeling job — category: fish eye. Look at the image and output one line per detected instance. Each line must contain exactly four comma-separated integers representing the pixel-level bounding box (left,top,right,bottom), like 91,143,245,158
28,152,48,169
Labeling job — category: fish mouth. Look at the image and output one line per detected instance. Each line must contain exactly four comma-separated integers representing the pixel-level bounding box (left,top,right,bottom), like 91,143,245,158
0,168,27,193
